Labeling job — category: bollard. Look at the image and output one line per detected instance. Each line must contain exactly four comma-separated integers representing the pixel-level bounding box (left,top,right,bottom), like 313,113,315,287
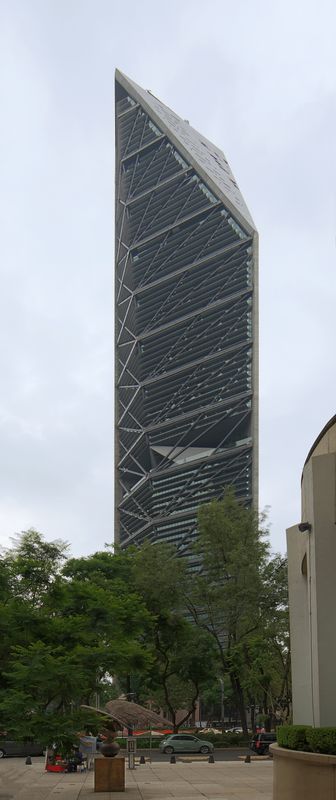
25,756,32,765
170,754,176,764
208,753,215,763
139,755,146,764
244,754,251,763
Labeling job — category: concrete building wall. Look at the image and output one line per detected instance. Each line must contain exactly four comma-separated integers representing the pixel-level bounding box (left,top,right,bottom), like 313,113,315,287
286,523,311,724
287,416,336,726
311,453,336,725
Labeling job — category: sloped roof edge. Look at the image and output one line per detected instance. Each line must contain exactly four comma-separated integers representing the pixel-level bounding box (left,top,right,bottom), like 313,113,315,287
82,700,172,729
115,69,256,236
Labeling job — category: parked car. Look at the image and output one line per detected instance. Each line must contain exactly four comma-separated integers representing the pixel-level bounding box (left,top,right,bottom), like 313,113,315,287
159,734,214,755
249,732,276,755
200,728,222,735
225,726,244,734
0,740,44,758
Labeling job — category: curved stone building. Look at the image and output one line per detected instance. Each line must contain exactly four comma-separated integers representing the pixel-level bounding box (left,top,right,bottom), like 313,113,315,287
287,414,336,725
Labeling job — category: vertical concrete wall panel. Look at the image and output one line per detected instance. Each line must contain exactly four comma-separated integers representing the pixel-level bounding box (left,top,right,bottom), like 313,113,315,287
287,416,336,726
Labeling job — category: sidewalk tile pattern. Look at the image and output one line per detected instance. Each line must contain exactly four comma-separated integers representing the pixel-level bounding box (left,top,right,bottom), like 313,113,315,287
0,758,272,799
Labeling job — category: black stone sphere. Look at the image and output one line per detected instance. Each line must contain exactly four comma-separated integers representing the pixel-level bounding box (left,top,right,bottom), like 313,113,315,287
100,741,120,758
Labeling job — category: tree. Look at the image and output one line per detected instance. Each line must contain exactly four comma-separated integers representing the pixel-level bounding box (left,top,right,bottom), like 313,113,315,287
0,524,288,745
132,542,218,730
0,533,152,748
0,530,68,698
4,528,68,604
240,555,290,730
186,488,272,735
260,554,291,718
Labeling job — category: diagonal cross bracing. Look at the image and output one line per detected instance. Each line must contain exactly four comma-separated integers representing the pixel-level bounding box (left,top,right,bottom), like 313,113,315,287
115,71,258,555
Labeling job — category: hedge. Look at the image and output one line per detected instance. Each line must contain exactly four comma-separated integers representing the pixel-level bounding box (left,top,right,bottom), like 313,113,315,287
277,726,336,755
116,737,162,749
115,732,248,749
306,728,336,755
277,725,310,751
197,732,248,747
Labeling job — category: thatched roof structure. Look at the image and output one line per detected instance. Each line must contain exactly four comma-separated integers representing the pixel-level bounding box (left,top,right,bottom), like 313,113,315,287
81,699,171,730
106,699,171,729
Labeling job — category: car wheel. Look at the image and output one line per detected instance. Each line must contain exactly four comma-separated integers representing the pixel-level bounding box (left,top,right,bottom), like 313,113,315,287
200,746,210,754
164,746,174,754
0,750,5,758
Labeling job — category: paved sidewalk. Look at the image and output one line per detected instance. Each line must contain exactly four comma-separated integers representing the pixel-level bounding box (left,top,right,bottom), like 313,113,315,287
0,757,272,799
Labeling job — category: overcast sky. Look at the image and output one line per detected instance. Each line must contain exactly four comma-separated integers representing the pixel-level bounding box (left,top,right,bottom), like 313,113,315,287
0,0,335,557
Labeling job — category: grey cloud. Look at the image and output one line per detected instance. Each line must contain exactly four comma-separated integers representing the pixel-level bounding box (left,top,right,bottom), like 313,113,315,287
1,0,335,556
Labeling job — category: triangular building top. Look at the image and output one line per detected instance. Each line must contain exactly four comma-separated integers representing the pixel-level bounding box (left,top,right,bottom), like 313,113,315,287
115,69,256,233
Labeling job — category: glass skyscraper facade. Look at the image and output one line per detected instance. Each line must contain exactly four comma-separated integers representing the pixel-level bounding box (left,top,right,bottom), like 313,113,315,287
115,70,258,558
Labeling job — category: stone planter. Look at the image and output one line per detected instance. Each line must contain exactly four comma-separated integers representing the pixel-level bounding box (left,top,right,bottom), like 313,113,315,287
271,743,336,800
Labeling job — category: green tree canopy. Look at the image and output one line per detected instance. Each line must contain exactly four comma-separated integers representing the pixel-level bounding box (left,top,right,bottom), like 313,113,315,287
132,542,218,730
0,532,151,749
186,488,289,733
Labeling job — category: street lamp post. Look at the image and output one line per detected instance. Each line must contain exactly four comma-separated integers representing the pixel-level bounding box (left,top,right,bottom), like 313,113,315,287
219,678,224,726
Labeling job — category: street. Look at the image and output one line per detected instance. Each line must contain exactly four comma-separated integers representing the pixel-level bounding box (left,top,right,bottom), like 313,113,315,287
125,747,252,762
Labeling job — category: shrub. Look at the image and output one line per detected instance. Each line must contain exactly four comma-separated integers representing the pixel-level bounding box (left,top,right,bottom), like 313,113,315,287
277,725,310,751
115,737,163,749
305,728,336,755
197,733,224,744
277,726,336,755
197,732,248,747
222,733,248,747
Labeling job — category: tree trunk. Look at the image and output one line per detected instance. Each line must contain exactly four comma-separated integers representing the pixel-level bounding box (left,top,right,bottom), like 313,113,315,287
230,673,248,735
173,689,199,732
263,689,268,716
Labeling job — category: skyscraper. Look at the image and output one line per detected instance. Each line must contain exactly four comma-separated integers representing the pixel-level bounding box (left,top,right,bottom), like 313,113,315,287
115,70,258,558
